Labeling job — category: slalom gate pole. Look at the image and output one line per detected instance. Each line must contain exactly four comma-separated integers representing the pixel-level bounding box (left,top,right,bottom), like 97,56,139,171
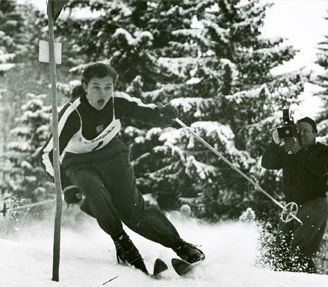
47,4,63,282
175,118,303,225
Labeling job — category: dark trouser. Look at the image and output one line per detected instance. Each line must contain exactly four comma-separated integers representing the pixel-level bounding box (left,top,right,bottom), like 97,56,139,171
275,197,328,273
65,151,181,248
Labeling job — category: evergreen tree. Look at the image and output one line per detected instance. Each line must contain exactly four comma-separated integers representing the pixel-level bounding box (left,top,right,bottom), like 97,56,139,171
312,16,328,267
0,2,75,211
54,0,305,221
0,0,27,74
128,0,305,220
0,0,16,75
0,2,74,163
1,93,54,203
184,0,304,221
315,11,328,142
0,0,30,183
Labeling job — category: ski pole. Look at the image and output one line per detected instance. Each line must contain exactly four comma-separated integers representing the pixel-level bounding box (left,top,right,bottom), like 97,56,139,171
0,199,56,217
175,118,303,225
102,275,119,286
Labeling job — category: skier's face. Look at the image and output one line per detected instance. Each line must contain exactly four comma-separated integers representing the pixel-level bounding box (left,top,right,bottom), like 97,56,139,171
83,76,114,110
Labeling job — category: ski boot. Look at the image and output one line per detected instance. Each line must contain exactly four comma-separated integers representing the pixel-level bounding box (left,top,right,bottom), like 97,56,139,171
113,231,148,274
173,240,205,264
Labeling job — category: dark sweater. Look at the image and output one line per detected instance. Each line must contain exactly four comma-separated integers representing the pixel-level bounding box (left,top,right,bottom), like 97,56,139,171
261,142,328,204
40,92,167,190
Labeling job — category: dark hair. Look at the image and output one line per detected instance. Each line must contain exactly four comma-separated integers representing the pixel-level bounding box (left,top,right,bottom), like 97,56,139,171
82,62,118,85
70,63,118,101
297,117,317,133
70,85,85,102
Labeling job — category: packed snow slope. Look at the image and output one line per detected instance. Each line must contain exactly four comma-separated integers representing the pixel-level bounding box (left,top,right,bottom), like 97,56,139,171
0,210,327,287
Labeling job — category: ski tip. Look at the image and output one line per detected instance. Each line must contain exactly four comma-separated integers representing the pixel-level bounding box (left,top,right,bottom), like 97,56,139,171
171,258,189,266
171,258,180,264
171,258,193,276
153,258,168,276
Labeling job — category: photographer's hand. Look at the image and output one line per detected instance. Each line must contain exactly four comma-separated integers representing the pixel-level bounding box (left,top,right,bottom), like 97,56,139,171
272,129,281,145
283,138,294,154
292,137,302,153
283,138,301,154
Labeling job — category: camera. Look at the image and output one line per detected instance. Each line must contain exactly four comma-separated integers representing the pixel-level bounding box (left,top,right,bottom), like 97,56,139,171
277,109,298,139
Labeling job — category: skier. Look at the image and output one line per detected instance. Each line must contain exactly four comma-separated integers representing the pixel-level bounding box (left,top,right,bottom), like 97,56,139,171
40,63,205,274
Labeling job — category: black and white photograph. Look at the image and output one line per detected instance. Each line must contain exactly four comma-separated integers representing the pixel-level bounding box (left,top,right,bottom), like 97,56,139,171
0,0,327,286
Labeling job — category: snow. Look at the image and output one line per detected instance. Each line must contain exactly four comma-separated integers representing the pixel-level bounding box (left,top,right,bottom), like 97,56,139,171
7,141,31,152
0,52,15,63
112,28,153,47
10,126,31,137
145,127,163,140
158,127,185,145
191,121,234,142
170,97,204,113
0,211,327,287
203,20,229,44
185,155,217,179
0,63,15,72
186,77,202,85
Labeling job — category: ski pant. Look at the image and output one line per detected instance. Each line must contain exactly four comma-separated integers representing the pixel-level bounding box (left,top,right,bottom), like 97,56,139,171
64,151,182,248
276,197,328,273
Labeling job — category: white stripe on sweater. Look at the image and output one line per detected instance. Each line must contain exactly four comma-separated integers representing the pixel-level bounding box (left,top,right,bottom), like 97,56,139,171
115,91,157,109
41,98,81,177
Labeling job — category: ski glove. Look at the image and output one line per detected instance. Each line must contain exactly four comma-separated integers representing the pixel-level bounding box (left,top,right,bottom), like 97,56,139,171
160,104,179,119
158,104,179,124
64,185,83,204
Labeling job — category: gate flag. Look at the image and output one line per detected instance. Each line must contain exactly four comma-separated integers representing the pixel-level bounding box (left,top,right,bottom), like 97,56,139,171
48,0,69,21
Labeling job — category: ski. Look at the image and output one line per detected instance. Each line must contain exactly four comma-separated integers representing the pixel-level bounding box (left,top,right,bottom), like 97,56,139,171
171,258,200,276
120,257,168,277
102,258,168,285
151,258,168,278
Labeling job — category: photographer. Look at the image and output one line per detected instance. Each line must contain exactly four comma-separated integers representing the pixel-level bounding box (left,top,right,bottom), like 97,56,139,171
261,116,328,273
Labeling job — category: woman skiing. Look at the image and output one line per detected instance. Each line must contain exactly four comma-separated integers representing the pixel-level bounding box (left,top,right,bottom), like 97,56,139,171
40,63,205,274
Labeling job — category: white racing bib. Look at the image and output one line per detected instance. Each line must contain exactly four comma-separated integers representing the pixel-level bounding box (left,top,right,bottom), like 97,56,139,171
66,117,121,154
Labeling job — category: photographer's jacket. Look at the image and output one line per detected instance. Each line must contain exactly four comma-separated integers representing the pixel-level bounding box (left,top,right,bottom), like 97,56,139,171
40,92,166,189
262,142,328,204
